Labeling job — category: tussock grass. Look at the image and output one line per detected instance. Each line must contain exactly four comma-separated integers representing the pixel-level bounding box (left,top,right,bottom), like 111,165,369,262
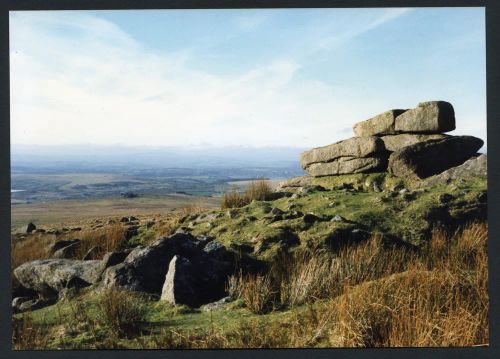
97,288,148,339
224,222,488,347
12,222,488,349
221,179,273,209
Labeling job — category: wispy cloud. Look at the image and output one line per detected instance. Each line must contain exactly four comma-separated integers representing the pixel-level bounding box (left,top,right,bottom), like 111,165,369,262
315,8,413,52
9,12,365,148
9,8,485,149
234,13,269,31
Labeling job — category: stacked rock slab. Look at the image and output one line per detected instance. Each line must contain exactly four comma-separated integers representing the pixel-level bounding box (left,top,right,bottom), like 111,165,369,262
300,136,387,176
301,101,484,179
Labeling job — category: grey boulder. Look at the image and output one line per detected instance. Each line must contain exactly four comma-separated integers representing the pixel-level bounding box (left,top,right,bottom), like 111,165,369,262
394,101,455,133
353,109,407,136
388,136,484,179
160,254,230,307
13,259,103,298
300,136,385,169
305,156,387,177
100,233,234,297
420,154,487,187
380,133,449,152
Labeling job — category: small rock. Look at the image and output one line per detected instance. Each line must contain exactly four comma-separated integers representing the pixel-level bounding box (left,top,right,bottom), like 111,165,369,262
226,209,239,219
202,296,232,312
271,207,285,215
330,215,346,222
438,193,454,205
23,222,36,234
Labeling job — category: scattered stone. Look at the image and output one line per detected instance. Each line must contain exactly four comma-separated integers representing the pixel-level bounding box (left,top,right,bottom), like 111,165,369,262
325,228,372,250
330,215,346,222
201,296,232,312
302,213,322,225
438,193,454,205
271,207,285,215
23,222,36,234
388,136,484,179
394,101,455,133
353,109,407,136
13,297,55,313
252,229,300,253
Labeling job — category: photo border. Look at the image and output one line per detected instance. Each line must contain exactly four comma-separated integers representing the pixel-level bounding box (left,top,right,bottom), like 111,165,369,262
0,1,498,358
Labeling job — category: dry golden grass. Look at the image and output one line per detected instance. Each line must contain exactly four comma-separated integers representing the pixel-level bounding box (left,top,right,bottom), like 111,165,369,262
225,222,488,347
11,234,53,272
221,179,273,209
155,202,208,239
11,224,127,271
97,288,148,340
12,313,50,350
12,222,488,349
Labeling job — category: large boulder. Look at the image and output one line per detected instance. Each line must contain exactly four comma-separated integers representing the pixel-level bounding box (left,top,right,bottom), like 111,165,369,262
300,136,386,169
394,101,455,133
419,154,487,187
100,233,199,294
13,259,103,298
160,254,231,307
353,109,407,136
388,136,484,179
305,156,387,177
100,233,243,299
380,134,449,152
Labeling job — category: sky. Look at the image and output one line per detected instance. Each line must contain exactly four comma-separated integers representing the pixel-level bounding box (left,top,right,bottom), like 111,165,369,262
9,8,486,149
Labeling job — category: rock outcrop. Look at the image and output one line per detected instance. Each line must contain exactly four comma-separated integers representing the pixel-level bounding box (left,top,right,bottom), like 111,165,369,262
300,100,484,180
387,136,484,179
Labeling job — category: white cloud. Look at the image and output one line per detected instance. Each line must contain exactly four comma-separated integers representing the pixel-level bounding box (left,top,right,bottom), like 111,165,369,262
234,13,269,31
315,8,413,52
9,11,371,148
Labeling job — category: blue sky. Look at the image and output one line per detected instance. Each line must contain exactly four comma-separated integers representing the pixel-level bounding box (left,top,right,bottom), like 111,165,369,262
9,8,486,149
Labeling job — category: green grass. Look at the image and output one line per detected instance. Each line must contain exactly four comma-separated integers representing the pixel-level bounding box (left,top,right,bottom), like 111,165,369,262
182,175,486,254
